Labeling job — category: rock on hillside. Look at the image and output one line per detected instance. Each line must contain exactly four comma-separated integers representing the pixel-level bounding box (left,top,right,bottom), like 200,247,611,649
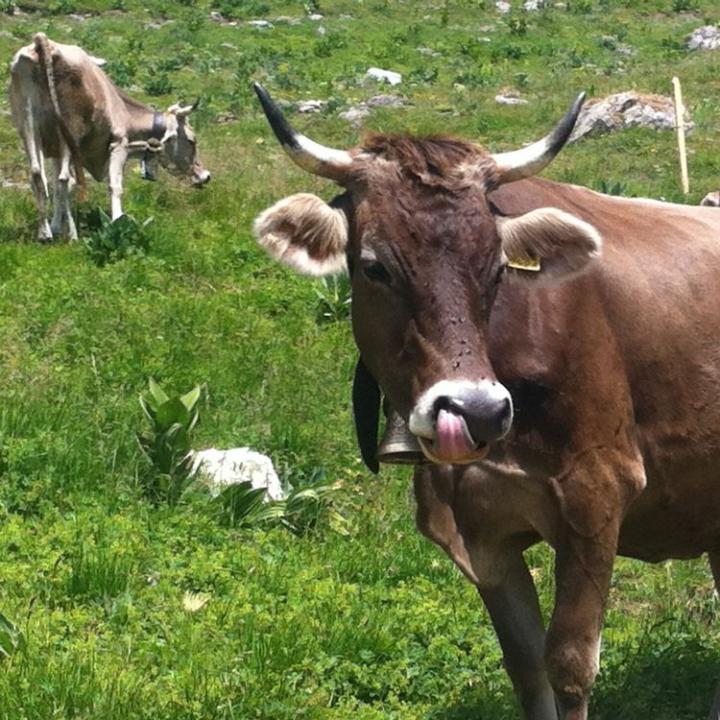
570,91,692,143
687,26,720,51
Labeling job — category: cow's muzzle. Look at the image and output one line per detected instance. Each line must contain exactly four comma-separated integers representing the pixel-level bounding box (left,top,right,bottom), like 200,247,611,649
192,169,211,187
408,380,513,464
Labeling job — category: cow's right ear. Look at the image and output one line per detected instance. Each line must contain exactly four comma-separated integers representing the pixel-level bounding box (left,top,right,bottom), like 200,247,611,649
253,193,349,276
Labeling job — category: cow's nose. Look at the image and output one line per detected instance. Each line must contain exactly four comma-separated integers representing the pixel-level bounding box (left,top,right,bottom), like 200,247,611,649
409,379,514,445
193,170,211,186
433,391,513,444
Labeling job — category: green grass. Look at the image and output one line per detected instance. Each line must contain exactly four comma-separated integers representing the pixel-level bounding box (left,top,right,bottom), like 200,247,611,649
1,0,720,718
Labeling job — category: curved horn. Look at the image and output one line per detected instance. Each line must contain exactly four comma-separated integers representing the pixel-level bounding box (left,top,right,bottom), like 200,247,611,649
491,92,586,186
253,82,353,183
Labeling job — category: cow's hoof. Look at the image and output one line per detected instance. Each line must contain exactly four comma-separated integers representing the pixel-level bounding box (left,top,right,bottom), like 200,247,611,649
38,220,53,242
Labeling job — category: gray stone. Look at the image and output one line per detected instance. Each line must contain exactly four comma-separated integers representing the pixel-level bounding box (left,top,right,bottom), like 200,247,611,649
496,94,530,105
496,1,511,13
366,67,402,85
247,19,273,29
297,99,328,113
570,91,693,143
191,448,285,501
366,94,407,108
688,26,720,51
339,106,371,127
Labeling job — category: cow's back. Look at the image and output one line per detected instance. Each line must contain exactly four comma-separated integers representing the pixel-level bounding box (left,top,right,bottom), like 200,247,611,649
10,38,125,179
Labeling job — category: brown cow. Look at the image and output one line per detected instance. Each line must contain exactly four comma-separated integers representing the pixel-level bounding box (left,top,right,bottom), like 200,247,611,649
9,33,211,241
252,83,720,720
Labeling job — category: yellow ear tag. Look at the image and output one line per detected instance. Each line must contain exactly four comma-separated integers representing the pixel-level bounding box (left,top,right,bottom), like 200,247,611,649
507,254,542,272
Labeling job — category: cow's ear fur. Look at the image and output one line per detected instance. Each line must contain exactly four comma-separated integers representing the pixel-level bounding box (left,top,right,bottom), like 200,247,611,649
253,193,349,276
497,207,602,284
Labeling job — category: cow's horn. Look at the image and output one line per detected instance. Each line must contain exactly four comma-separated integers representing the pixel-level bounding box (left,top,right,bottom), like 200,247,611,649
491,92,586,185
253,82,353,183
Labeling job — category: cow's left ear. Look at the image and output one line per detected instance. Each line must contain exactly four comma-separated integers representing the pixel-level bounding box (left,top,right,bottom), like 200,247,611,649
497,207,602,283
254,193,349,276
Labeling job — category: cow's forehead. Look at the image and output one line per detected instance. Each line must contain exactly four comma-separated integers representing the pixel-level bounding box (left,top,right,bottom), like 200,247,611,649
348,133,499,194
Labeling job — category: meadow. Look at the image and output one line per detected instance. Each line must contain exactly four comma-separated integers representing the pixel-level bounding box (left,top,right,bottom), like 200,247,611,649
1,0,720,717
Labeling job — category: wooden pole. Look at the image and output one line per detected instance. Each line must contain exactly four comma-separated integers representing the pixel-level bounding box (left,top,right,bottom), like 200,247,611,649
672,76,690,195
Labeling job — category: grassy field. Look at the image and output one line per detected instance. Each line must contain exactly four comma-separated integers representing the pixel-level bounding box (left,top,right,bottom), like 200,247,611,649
1,0,720,718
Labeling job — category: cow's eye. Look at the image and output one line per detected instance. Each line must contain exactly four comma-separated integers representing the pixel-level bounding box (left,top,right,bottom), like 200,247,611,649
362,260,392,285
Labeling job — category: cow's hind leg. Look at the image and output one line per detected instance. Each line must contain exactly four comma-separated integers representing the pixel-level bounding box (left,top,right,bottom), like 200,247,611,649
51,146,77,240
706,551,720,720
18,100,52,241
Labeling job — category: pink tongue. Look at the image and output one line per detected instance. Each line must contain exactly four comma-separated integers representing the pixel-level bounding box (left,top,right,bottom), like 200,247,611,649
435,408,476,460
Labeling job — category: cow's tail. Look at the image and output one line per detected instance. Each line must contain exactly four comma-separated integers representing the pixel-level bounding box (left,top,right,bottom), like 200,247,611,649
34,33,86,197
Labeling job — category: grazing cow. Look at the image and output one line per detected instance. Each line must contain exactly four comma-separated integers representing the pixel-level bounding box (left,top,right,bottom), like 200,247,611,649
252,82,720,720
9,33,211,241
702,191,720,207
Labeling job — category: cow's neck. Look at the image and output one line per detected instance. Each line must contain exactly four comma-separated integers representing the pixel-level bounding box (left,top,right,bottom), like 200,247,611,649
124,100,167,143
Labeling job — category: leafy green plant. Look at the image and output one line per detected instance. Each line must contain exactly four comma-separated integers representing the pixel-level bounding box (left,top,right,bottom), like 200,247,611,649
144,73,174,97
47,0,77,14
314,275,351,324
214,482,286,528
595,179,629,196
137,380,202,506
0,612,25,660
1,0,16,14
211,0,270,19
82,209,152,267
213,469,348,535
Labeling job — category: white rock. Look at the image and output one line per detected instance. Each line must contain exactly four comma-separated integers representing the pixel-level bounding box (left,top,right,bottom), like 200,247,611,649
297,99,328,113
523,0,542,10
190,448,285,500
417,47,441,57
339,106,371,127
496,1,511,13
308,13,323,20
701,191,720,207
247,20,273,29
496,94,529,105
570,91,693,143
366,94,406,108
339,95,407,126
366,67,402,86
687,26,720,51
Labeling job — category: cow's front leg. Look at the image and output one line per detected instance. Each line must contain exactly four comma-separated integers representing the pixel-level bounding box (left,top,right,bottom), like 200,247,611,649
414,465,557,720
478,553,558,720
544,449,643,719
108,139,128,221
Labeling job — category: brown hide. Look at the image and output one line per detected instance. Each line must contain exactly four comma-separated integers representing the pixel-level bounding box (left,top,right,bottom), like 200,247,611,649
487,179,720,561
254,92,720,715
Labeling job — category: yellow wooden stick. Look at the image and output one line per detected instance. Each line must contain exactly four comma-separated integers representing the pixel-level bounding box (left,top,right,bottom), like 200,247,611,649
672,76,690,195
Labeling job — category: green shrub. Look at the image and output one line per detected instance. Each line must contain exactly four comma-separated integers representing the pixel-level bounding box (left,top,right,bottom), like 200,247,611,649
136,380,202,506
144,73,174,97
82,210,152,267
314,276,351,325
214,467,348,535
211,0,270,19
